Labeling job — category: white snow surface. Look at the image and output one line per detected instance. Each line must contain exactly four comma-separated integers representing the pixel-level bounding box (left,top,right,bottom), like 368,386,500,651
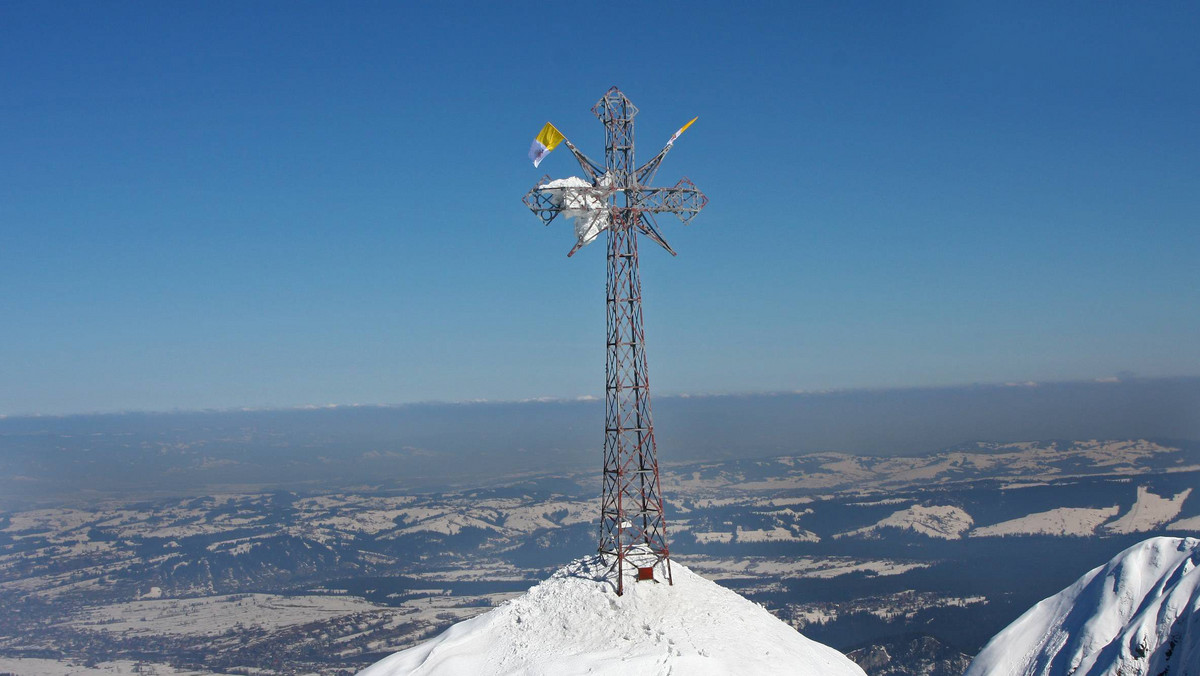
965,536,1200,676
1102,486,1193,534
539,175,611,248
359,555,866,676
1169,515,1200,530
837,504,974,540
971,506,1120,538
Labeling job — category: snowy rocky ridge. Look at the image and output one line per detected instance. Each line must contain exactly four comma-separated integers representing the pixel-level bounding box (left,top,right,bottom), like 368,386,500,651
965,536,1200,676
359,554,867,676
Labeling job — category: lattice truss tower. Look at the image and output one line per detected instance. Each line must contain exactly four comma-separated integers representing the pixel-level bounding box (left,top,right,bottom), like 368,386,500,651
523,87,707,595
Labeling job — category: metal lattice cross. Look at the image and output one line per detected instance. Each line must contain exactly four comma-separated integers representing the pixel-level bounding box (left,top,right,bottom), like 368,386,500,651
522,87,707,595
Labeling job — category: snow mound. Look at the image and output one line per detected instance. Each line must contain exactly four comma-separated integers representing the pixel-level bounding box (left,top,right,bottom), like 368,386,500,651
965,536,1200,676
359,555,866,676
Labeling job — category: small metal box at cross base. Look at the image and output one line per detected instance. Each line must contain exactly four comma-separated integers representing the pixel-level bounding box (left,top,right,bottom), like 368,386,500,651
637,566,655,581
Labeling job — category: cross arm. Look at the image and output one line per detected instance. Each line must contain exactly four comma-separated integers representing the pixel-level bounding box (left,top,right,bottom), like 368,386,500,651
635,141,675,186
563,139,605,181
523,175,563,226
635,117,698,185
630,177,708,226
635,212,677,256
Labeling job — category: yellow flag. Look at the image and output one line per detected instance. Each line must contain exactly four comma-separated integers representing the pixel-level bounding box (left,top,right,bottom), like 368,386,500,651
667,116,698,146
529,122,566,167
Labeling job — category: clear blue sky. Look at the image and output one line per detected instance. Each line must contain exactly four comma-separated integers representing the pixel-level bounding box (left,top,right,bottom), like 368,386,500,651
2,2,1197,416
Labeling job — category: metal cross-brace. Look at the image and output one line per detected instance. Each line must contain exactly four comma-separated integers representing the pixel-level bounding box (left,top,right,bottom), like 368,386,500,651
631,178,709,225
522,87,707,595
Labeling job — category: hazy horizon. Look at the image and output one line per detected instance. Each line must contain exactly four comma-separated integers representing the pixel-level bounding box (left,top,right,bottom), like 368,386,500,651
3,372,1195,417
3,375,1196,504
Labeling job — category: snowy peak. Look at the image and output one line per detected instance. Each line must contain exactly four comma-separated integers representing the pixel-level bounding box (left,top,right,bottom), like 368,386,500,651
966,536,1200,676
359,555,866,676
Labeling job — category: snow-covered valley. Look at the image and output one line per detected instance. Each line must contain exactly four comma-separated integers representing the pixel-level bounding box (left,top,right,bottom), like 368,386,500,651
0,439,1197,674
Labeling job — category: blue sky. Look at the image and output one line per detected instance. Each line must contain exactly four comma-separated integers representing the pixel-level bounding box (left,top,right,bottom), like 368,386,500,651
1,2,1197,415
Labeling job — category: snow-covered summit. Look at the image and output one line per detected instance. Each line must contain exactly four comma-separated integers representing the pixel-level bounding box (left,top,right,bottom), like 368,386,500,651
359,555,866,676
966,536,1200,676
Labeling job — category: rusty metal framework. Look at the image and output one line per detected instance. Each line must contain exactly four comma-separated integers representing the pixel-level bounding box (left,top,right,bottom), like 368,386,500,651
523,88,707,595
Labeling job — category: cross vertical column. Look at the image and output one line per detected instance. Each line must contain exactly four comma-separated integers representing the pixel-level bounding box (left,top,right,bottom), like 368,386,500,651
594,87,672,595
523,87,705,595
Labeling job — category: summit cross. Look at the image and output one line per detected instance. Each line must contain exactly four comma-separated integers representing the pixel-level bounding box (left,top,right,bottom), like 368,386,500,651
523,87,707,595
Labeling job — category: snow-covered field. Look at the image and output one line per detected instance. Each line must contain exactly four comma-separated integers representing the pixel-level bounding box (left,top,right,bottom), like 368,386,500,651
692,530,733,544
663,440,1192,497
0,657,235,676
66,593,390,636
681,555,929,580
785,590,989,629
1169,515,1200,530
1102,486,1192,534
971,506,1121,537
735,525,821,543
836,504,974,540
